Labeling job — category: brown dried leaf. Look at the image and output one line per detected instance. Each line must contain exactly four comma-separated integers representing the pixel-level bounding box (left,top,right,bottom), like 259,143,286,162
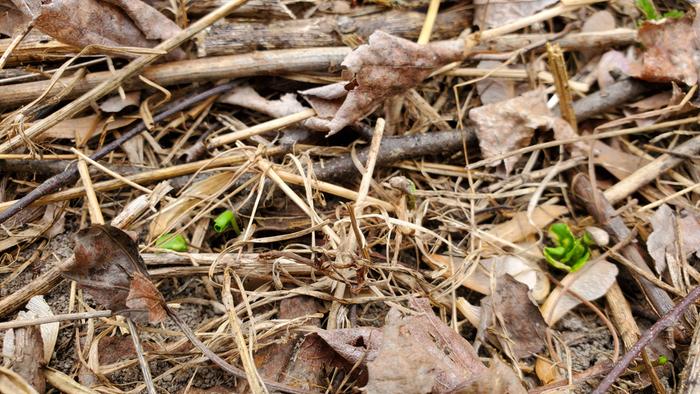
11,0,183,59
453,357,527,394
475,61,522,105
302,31,463,135
316,327,383,365
478,275,546,359
365,298,486,393
2,315,45,393
632,16,700,85
219,85,307,118
60,224,155,322
0,4,30,36
540,260,618,325
99,92,141,113
597,50,631,90
474,0,557,30
647,204,700,274
469,89,575,174
126,271,167,323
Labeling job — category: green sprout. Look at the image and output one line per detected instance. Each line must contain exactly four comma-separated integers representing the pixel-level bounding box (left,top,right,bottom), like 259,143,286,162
543,223,592,272
156,233,188,252
636,0,684,20
213,210,241,235
657,355,669,366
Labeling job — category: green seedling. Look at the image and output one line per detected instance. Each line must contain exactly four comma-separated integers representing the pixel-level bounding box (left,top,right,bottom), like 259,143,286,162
636,0,684,20
657,355,669,366
213,210,241,235
543,223,592,272
156,233,188,252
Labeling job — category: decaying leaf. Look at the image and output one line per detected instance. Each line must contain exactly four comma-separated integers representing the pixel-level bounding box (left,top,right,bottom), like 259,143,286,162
474,0,557,30
60,224,159,322
301,31,464,135
9,0,183,59
126,271,167,323
429,254,550,302
2,315,45,393
0,3,29,36
469,89,582,174
485,205,568,245
647,204,700,274
478,275,546,359
475,61,523,105
316,326,383,365
540,259,618,325
632,16,699,85
365,298,486,393
219,85,308,118
453,357,527,394
99,92,141,113
597,50,631,89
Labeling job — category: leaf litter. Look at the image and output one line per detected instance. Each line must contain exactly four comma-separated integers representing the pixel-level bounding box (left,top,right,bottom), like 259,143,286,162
3,0,700,393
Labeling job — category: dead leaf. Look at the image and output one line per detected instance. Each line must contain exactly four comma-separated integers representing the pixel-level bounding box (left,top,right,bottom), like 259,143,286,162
647,204,700,274
365,298,486,393
469,89,580,174
126,271,167,323
219,85,307,118
100,92,141,113
540,260,618,325
597,50,630,90
474,0,557,30
0,3,30,36
429,254,550,302
60,224,158,322
453,357,527,394
486,205,568,244
40,115,136,141
475,61,521,105
301,31,463,135
2,314,45,393
11,0,183,59
632,16,699,85
478,275,546,359
316,327,383,365
25,296,59,364
582,10,616,33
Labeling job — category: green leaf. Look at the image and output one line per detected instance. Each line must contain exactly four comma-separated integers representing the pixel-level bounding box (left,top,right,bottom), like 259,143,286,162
213,210,240,234
636,0,660,20
156,233,188,252
544,223,592,272
662,9,684,19
658,355,668,365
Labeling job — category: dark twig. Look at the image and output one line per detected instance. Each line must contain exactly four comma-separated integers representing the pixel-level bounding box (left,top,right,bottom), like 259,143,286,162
592,285,700,394
0,81,237,225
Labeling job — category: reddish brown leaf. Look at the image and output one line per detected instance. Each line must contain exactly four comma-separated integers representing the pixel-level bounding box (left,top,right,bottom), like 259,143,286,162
632,16,699,85
10,0,183,59
60,224,157,322
126,271,167,324
478,274,546,359
301,31,463,135
0,3,30,36
453,357,527,394
316,326,383,365
365,298,486,393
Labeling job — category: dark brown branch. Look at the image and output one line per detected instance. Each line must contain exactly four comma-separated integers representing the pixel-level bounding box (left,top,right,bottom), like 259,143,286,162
199,7,470,56
592,285,700,394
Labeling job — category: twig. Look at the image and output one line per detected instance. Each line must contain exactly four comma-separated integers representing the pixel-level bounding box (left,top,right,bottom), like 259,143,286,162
593,285,700,394
126,318,157,394
0,82,237,225
0,0,249,153
0,310,113,330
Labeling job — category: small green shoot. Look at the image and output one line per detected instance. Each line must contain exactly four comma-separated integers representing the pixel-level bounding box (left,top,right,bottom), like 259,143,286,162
213,210,241,235
156,233,188,252
636,0,684,20
543,223,592,272
657,355,668,366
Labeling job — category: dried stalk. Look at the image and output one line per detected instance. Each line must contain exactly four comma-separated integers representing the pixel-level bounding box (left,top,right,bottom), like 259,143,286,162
0,0,249,153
